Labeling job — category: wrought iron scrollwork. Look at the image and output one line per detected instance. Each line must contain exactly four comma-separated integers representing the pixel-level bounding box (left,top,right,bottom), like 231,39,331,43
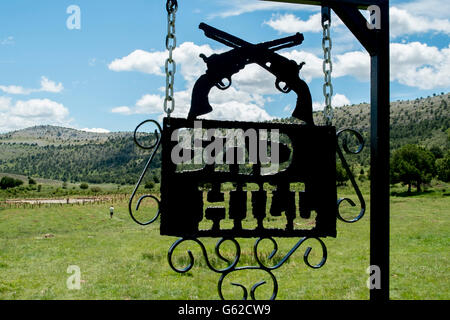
128,119,162,226
336,128,366,223
168,236,327,300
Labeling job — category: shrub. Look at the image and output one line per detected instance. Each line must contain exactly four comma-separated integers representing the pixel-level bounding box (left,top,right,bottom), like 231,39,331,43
91,186,102,193
80,183,89,190
145,181,155,190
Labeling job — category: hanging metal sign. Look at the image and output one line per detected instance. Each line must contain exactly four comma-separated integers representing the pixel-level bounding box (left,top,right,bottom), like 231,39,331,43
129,18,366,301
160,117,337,238
158,23,338,239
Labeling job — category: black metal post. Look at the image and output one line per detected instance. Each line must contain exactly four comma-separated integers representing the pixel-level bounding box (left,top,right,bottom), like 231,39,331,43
263,0,391,301
369,1,390,301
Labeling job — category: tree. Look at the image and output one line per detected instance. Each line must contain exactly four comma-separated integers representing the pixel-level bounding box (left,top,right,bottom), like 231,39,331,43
336,162,349,186
390,144,435,192
429,146,443,159
436,151,450,182
0,177,23,189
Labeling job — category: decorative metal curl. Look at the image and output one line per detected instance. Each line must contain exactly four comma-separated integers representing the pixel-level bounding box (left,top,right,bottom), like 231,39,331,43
217,268,278,300
336,128,366,223
168,238,240,274
168,236,328,300
128,119,162,226
254,237,327,270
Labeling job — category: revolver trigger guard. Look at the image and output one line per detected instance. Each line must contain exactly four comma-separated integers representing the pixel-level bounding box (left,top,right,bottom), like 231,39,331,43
216,77,232,90
275,79,291,94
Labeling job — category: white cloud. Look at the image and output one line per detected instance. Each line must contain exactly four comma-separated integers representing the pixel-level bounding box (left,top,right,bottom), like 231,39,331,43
39,76,64,93
280,50,324,83
282,49,370,83
209,0,317,18
135,94,165,114
313,93,351,111
264,13,322,34
390,42,450,89
0,76,63,95
390,7,450,38
108,49,166,76
0,96,71,132
286,42,450,90
397,0,450,20
1,36,14,45
111,106,133,115
88,58,97,67
111,89,189,118
111,83,273,122
108,42,216,85
333,51,370,81
204,101,273,122
0,85,34,95
264,7,450,39
264,12,345,34
263,12,357,54
332,93,351,107
109,43,274,121
109,34,450,123
80,128,110,133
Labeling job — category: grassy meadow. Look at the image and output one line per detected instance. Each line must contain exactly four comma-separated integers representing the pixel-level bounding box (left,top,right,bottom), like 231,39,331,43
0,181,448,300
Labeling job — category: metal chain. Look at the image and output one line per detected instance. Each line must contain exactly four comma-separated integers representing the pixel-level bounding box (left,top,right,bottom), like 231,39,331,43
322,10,333,126
164,0,178,118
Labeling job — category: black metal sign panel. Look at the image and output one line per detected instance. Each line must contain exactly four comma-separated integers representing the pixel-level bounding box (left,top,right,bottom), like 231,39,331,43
160,117,337,238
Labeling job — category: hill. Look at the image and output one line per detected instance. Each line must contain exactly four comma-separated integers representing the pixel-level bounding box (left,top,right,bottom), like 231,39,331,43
0,127,161,185
302,92,449,166
0,92,448,184
0,125,129,146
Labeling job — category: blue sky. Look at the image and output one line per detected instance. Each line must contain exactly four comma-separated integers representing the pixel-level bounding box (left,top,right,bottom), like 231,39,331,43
0,0,448,133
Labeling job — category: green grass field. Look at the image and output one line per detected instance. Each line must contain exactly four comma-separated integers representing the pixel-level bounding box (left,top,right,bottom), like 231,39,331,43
0,186,448,300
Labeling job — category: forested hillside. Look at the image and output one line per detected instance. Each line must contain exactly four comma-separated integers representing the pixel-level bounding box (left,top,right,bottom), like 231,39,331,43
0,93,448,184
0,128,161,185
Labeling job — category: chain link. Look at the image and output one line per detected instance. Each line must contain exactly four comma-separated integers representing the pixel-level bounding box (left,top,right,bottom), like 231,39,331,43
164,0,178,118
322,14,333,126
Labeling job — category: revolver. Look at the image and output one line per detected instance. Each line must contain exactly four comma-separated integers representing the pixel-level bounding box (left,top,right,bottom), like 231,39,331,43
188,23,314,125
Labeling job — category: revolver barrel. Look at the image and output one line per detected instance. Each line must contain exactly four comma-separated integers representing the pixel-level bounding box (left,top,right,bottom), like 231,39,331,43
259,33,304,51
199,22,303,52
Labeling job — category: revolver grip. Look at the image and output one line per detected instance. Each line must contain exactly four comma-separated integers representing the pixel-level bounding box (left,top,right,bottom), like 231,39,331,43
291,78,314,125
189,74,214,120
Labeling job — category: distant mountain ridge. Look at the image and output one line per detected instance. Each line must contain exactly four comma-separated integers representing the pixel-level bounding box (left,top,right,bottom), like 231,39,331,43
0,92,448,184
0,125,129,146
